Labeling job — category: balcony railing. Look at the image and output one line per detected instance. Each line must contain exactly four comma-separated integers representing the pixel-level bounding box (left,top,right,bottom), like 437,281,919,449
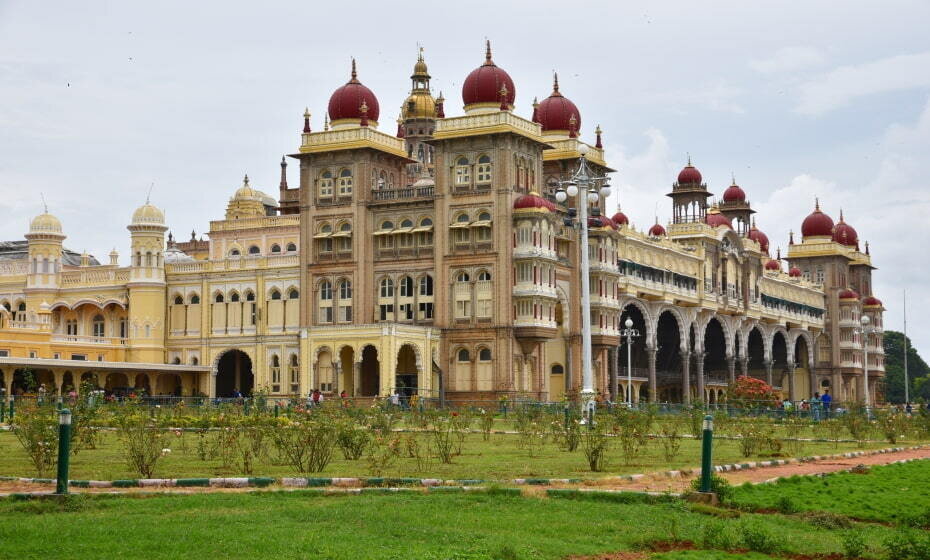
371,185,434,201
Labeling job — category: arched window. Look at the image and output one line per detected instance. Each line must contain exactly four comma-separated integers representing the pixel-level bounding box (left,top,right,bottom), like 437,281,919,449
456,213,470,224
457,348,470,362
320,281,332,300
455,156,471,185
174,295,184,305
400,218,413,228
245,291,255,302
418,217,434,246
92,315,105,338
270,289,281,301
339,279,352,299
191,357,199,365
173,357,182,365
381,220,394,231
286,242,297,252
479,348,492,361
457,272,470,283
215,293,225,303
379,277,394,298
319,170,334,197
229,248,240,257
399,276,414,297
551,364,564,374
288,288,299,299
248,245,260,255
478,271,491,281
476,155,492,184
270,244,281,253
189,294,200,305
230,292,240,302
338,168,353,196
419,275,433,295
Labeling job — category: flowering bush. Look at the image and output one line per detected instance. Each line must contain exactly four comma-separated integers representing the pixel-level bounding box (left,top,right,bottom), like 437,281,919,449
728,376,779,408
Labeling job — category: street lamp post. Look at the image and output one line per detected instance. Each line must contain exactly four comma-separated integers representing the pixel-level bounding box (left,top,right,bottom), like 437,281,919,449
859,315,875,411
555,144,612,420
621,317,640,407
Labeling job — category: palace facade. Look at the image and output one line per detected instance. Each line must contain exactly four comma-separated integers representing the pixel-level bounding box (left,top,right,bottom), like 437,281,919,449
0,44,886,404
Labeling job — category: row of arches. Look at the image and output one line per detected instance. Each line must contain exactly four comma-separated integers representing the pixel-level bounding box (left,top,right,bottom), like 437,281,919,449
228,242,297,257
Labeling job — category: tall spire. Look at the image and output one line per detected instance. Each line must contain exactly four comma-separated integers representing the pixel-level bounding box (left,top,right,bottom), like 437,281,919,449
815,197,820,211
552,72,561,95
595,125,603,149
531,97,539,123
349,58,358,83
302,108,311,133
484,39,493,65
279,156,288,190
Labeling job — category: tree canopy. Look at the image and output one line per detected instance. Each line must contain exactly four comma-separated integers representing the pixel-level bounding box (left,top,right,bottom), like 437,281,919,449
882,330,930,403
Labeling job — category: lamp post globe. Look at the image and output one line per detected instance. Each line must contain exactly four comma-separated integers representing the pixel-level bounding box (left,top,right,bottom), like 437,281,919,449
599,185,611,198
566,184,579,197
625,317,633,329
578,143,589,156
555,189,567,203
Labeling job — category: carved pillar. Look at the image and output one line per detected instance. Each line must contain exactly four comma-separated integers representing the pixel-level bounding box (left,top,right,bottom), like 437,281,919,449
740,357,749,378
681,350,691,405
53,369,64,397
764,360,773,387
2,369,12,403
647,345,657,403
726,355,736,386
695,353,705,404
809,369,817,398
787,361,797,401
354,361,362,397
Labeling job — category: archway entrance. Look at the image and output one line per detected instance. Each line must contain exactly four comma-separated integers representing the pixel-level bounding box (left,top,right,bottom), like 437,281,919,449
395,344,418,399
157,374,182,396
655,311,683,402
772,331,788,389
747,328,765,379
340,347,355,396
704,318,728,391
216,350,253,397
360,345,379,396
618,304,648,403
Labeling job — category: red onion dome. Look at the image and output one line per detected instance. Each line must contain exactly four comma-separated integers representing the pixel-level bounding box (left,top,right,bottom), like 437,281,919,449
832,210,858,247
536,73,581,133
764,258,781,271
747,221,770,253
722,177,746,202
513,191,555,212
328,60,380,125
788,266,802,277
611,210,629,226
677,156,702,185
838,288,859,300
649,222,666,237
462,41,515,110
587,215,617,230
705,206,732,229
862,295,883,307
801,199,834,238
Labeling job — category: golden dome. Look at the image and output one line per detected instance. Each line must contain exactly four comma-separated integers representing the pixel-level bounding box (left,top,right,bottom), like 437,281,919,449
403,92,437,119
412,48,430,79
28,212,62,234
233,174,260,201
131,203,166,226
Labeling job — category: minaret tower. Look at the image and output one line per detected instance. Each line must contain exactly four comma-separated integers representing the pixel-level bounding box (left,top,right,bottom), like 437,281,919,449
24,209,65,326
126,200,168,362
401,47,438,182
668,155,712,224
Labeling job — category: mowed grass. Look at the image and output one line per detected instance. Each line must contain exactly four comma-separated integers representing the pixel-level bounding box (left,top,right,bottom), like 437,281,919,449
729,458,930,524
0,428,895,481
0,491,899,560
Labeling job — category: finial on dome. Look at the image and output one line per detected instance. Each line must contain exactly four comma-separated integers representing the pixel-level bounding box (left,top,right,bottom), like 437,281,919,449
687,152,692,166
303,108,311,133
731,172,737,185
243,174,250,187
789,230,795,245
323,113,330,131
484,39,493,65
279,155,288,189
190,229,196,241
359,100,369,127
815,197,820,211
776,247,781,260
350,58,358,82
146,182,154,204
552,72,560,94
838,208,845,223
595,125,603,149
499,84,509,111
418,45,424,62
40,192,48,214
568,114,578,138
531,96,539,123
865,240,870,255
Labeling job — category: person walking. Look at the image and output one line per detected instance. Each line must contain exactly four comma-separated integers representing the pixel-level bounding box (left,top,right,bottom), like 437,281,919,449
810,392,821,421
821,389,832,418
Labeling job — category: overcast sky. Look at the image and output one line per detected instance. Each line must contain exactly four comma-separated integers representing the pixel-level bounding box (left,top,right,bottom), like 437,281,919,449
1,1,928,354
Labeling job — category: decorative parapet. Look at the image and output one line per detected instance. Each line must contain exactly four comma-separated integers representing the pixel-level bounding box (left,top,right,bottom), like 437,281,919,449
299,127,408,159
0,260,29,277
209,215,300,233
543,138,610,169
166,254,299,274
434,111,546,143
60,268,131,287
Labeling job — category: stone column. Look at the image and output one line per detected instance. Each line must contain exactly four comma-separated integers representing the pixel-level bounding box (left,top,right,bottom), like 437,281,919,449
740,357,749,378
1,369,10,404
609,346,619,403
727,355,736,386
681,350,692,405
787,362,797,401
647,345,657,403
809,370,817,398
764,360,773,387
353,361,362,397
695,352,705,405
53,369,64,397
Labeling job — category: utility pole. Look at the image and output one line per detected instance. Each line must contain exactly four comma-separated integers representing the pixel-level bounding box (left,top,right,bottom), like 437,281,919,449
904,288,909,404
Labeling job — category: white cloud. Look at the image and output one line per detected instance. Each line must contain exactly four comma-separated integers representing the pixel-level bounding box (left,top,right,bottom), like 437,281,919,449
604,128,677,230
750,46,825,74
796,51,930,115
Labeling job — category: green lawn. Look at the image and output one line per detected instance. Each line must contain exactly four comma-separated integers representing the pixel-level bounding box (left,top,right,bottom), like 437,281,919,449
0,428,897,481
729,459,930,525
0,491,901,559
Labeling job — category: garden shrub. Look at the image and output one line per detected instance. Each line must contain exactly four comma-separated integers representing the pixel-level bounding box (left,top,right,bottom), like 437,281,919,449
267,415,337,473
580,422,611,472
875,409,910,444
840,404,869,446
10,404,58,477
737,521,782,554
430,412,465,464
113,408,168,478
688,474,734,504
336,418,370,460
884,528,930,560
701,520,737,550
366,435,401,476
841,530,866,559
610,406,653,464
658,415,685,462
797,511,853,530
